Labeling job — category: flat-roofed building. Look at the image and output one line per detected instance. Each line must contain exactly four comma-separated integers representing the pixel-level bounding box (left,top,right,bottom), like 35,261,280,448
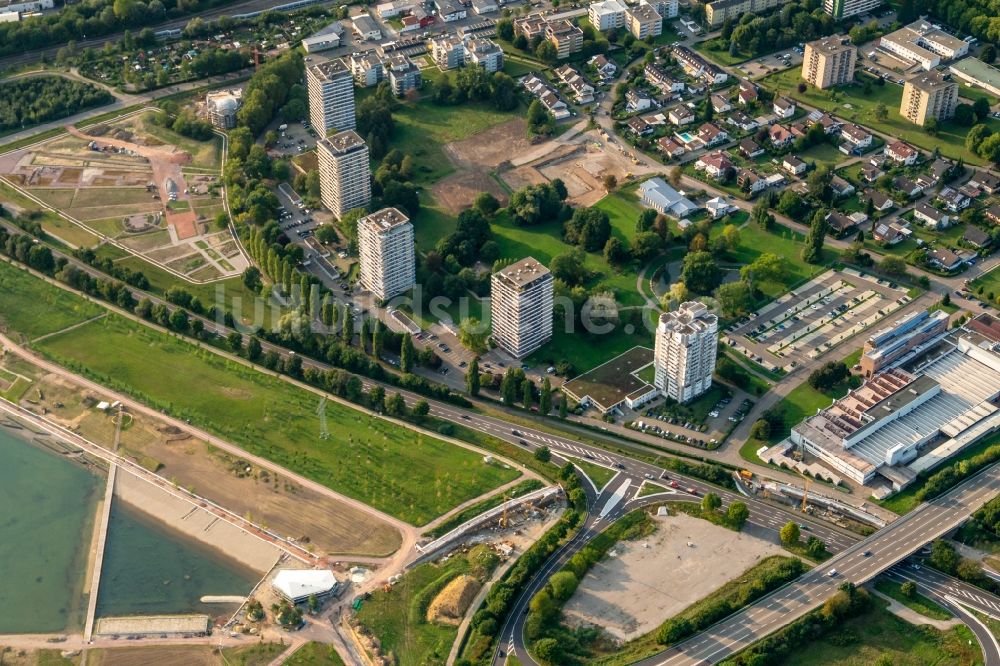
879,20,969,70
386,54,422,96
900,70,958,125
705,0,788,28
625,3,661,40
653,301,718,403
431,34,466,69
802,35,856,89
588,0,627,31
949,57,1000,97
861,309,950,378
307,60,356,137
358,207,415,301
546,19,584,59
490,257,553,358
348,51,385,87
317,130,371,219
642,0,677,19
465,37,504,72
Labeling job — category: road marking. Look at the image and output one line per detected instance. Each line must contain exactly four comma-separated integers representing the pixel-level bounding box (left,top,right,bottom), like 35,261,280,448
600,478,632,518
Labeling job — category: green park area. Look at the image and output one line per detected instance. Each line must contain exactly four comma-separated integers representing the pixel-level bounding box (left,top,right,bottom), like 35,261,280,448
0,260,104,340
693,38,753,67
770,597,978,666
721,222,830,299
762,69,1000,165
969,266,1000,303
356,545,500,666
0,261,519,524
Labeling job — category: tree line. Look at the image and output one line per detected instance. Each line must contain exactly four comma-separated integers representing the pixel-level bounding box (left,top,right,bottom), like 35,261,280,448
0,76,113,133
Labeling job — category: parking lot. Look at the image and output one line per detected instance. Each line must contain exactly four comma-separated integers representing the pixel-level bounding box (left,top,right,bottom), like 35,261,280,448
723,269,911,372
738,47,804,79
271,120,319,159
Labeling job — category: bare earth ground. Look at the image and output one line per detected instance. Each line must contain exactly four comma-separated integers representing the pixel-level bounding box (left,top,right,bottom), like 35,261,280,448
561,513,788,642
12,366,404,558
431,118,531,215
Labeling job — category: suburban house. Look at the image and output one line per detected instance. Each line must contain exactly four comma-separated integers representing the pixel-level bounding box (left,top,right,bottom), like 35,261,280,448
929,158,954,182
841,124,873,150
825,211,857,236
589,54,617,79
963,224,991,248
914,201,951,229
738,80,758,105
861,163,884,182
773,96,796,118
769,124,794,148
915,173,937,191
739,138,764,158
886,140,919,165
698,122,729,146
706,196,738,219
928,247,963,271
726,111,758,132
696,151,735,180
893,175,923,199
986,204,1000,225
646,64,685,94
783,155,807,175
937,186,971,212
639,177,699,217
627,116,655,136
863,189,894,212
668,104,695,125
872,221,909,245
626,89,653,112
830,175,855,198
738,168,767,194
711,93,732,113
815,113,842,134
658,137,686,158
969,171,1000,195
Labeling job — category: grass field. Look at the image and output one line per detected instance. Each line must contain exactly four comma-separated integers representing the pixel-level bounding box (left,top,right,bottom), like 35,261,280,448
970,266,1000,301
594,185,645,245
771,597,978,666
798,142,848,169
391,100,520,187
762,373,857,443
0,260,104,339
1,180,102,249
28,308,518,525
356,545,499,666
575,458,618,489
873,579,952,620
283,643,346,665
762,69,1000,165
726,223,830,298
693,38,753,66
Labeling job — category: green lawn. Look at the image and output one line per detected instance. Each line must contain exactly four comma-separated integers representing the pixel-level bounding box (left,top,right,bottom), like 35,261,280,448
693,38,753,66
764,374,858,443
31,311,518,525
219,642,290,665
772,597,979,666
413,198,459,252
355,545,498,666
762,69,1000,166
575,458,618,489
638,481,669,497
0,260,104,339
873,579,952,620
283,643,346,665
1,181,102,250
594,185,645,245
728,223,829,298
391,99,520,187
970,266,1000,302
798,142,848,169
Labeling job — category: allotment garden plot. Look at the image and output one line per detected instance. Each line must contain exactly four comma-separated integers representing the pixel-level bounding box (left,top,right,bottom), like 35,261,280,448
723,269,910,372
0,109,245,283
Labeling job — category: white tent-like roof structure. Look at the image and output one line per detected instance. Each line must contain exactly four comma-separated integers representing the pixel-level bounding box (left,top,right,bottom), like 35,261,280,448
272,569,339,603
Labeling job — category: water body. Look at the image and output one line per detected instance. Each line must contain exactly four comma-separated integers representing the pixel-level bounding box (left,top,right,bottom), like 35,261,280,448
0,426,102,633
96,502,259,619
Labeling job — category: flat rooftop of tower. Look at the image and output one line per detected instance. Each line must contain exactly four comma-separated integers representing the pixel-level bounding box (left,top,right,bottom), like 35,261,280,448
360,207,410,231
308,59,350,81
494,256,551,288
319,130,366,155
905,70,955,92
806,34,852,55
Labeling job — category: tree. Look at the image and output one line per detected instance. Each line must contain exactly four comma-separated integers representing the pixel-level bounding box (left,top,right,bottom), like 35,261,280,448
982,45,998,64
473,192,500,217
603,236,631,266
527,99,553,135
315,225,338,244
727,502,749,530
246,337,262,362
458,318,489,354
779,521,801,546
227,331,243,353
805,536,826,559
412,399,430,419
966,124,993,153
716,281,754,319
701,492,722,512
900,581,916,598
550,248,590,286
750,196,773,230
603,173,618,191
924,117,939,136
749,418,770,440
974,97,991,123
534,446,551,463
802,208,828,264
467,357,481,396
808,361,849,391
978,133,1000,163
548,571,578,602
681,251,721,294
372,319,384,358
559,393,568,418
879,255,907,276
534,637,562,664
874,102,889,121
929,539,960,574
539,377,552,415
564,207,612,252
400,332,414,373
522,379,534,411
954,103,977,127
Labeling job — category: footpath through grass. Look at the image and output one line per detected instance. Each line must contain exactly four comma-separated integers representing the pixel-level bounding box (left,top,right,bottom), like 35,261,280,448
873,579,952,620
0,260,104,339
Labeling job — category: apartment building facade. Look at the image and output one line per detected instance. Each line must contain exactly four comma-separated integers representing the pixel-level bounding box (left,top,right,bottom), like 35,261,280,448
801,35,856,89
490,257,553,358
653,301,718,403
625,3,661,40
317,130,372,219
358,207,416,301
588,0,626,30
306,60,356,137
823,0,880,20
900,70,958,125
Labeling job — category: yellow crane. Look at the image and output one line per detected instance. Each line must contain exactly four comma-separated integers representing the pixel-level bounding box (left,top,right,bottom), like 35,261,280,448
801,479,810,512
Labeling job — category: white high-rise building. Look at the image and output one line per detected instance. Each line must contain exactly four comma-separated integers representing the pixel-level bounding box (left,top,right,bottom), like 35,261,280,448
654,301,718,403
306,59,356,137
357,207,415,301
317,130,371,219
490,257,553,358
